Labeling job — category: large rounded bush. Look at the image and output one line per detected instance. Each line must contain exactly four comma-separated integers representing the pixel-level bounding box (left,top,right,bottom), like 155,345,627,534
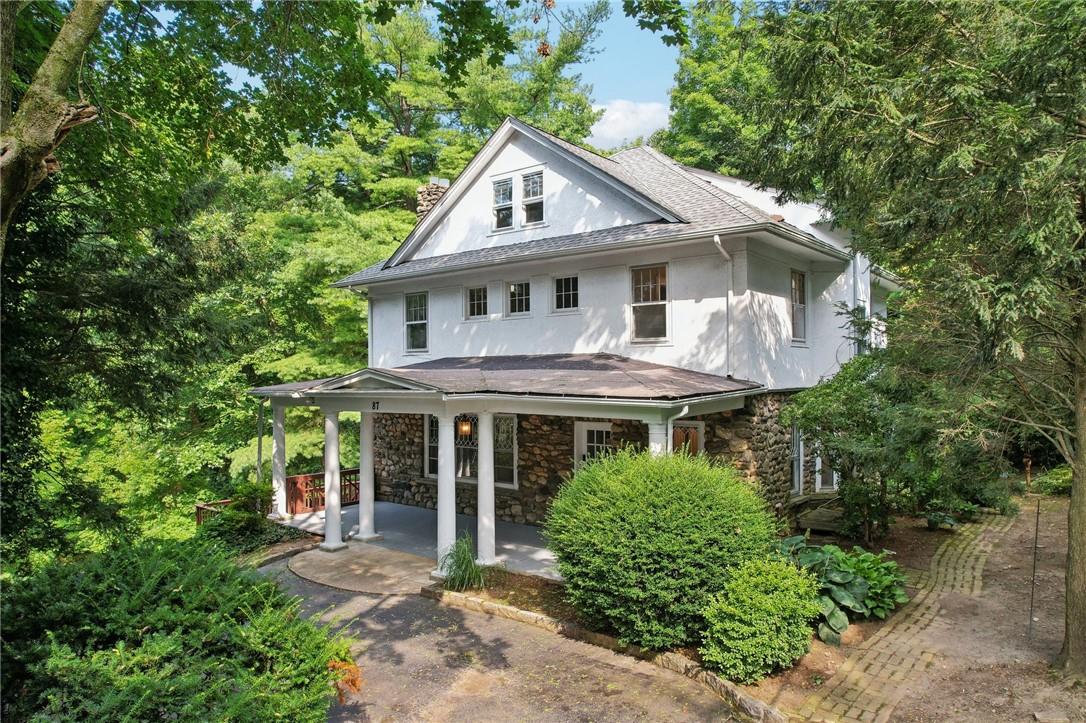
543,448,777,649
700,558,820,683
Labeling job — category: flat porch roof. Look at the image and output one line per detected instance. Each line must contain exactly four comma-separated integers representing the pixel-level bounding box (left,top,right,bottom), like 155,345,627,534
283,500,559,579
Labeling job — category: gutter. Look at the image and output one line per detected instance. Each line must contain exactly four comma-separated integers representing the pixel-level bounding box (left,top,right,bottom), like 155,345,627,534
335,222,851,290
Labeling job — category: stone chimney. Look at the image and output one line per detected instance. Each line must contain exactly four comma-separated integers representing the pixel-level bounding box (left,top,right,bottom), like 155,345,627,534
416,177,450,221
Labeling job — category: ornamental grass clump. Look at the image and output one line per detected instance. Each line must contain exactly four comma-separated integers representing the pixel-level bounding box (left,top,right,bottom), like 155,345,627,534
441,533,488,591
543,448,777,650
699,558,820,683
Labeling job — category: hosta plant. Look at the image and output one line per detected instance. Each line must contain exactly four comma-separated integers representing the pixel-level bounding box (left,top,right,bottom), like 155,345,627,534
777,535,908,645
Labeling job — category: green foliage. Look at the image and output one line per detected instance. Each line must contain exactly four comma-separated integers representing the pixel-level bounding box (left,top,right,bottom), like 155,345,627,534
699,558,819,683
777,536,908,645
925,510,957,531
440,534,488,591
1034,466,1073,496
1,540,355,721
544,449,777,649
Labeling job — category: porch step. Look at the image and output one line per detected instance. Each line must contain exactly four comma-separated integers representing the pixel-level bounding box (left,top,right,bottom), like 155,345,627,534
797,506,845,534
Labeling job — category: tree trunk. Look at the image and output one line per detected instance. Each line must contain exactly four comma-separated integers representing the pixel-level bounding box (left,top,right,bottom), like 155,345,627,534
1056,307,1086,677
0,0,110,255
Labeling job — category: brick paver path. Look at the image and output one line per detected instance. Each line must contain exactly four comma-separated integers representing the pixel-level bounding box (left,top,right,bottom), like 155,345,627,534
795,513,1016,723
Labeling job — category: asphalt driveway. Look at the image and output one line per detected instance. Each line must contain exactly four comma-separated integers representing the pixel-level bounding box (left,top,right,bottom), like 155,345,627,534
262,560,736,722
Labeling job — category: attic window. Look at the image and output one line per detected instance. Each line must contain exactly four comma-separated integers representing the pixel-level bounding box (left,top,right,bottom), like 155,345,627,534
493,178,513,230
523,171,544,224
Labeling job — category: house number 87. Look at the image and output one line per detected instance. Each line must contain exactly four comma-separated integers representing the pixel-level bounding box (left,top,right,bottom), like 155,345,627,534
371,401,380,410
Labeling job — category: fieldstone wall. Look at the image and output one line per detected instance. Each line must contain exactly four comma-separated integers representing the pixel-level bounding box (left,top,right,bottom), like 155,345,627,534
415,182,447,220
368,395,801,526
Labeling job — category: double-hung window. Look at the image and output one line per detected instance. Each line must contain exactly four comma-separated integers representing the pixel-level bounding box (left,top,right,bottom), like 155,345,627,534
554,275,578,311
404,292,428,351
631,264,668,341
493,178,513,230
426,414,517,486
508,281,531,315
522,171,544,224
465,285,488,319
791,270,807,342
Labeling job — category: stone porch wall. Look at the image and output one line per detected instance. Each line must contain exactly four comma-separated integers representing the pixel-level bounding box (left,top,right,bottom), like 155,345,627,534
369,393,799,526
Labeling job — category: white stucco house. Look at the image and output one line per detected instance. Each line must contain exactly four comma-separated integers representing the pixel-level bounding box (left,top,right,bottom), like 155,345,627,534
251,117,897,569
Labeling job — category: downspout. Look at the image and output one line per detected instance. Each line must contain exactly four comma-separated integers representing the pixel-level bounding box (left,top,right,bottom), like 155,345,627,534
851,252,859,358
665,404,690,453
256,398,266,485
713,234,734,377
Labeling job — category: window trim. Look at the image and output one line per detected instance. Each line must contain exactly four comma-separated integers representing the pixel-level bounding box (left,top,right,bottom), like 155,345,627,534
464,285,489,321
552,274,580,314
403,291,429,354
671,420,705,453
629,262,670,343
790,269,808,345
505,280,532,317
574,421,613,469
522,170,544,226
423,413,519,490
492,177,513,231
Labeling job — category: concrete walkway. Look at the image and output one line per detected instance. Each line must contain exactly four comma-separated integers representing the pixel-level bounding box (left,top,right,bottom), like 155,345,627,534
261,559,738,722
289,542,435,595
285,501,560,579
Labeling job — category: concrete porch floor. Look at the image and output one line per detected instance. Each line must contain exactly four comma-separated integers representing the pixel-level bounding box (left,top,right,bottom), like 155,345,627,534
282,500,559,579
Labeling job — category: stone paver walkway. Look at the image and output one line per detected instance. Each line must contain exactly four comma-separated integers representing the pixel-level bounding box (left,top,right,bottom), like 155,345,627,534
796,513,1016,723
288,541,435,594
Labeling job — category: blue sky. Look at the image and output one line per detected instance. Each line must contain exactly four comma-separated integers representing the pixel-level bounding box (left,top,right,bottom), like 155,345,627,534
576,4,680,148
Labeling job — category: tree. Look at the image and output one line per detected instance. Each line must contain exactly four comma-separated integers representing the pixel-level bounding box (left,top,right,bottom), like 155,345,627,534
749,0,1085,676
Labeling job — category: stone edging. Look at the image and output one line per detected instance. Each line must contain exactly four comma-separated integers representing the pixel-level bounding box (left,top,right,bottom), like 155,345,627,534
420,584,787,723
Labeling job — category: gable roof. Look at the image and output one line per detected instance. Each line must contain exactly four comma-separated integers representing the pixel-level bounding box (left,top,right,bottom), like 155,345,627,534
337,118,849,288
382,117,686,269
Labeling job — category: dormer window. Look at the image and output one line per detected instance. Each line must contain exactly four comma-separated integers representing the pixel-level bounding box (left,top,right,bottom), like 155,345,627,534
523,171,544,224
493,178,513,230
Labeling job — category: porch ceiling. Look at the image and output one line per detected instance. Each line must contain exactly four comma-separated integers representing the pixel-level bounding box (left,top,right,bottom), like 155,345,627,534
250,353,762,402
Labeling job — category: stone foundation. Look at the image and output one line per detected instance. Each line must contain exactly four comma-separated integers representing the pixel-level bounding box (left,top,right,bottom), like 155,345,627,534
369,393,801,526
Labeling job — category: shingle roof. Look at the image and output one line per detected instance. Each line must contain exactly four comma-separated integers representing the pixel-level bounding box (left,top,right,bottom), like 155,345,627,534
251,353,762,400
336,119,781,288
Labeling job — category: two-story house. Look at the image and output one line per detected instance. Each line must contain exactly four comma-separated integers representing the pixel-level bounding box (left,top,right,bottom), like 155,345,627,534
251,117,897,568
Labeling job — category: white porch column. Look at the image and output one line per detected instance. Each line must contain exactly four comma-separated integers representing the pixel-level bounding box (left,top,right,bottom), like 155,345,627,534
271,404,288,518
356,411,381,541
476,412,497,566
320,409,347,552
647,422,668,456
435,412,457,575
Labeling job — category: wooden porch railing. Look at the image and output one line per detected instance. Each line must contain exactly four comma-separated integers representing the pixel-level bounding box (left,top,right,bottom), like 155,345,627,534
194,499,232,525
287,468,360,515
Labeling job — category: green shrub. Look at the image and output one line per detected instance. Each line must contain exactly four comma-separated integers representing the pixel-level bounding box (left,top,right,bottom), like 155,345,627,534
699,559,819,683
441,533,487,591
1034,465,1072,496
777,537,908,644
544,449,777,649
1,539,356,721
196,480,310,554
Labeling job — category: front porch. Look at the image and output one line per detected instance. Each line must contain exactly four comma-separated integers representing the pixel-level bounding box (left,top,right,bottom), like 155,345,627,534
284,499,559,579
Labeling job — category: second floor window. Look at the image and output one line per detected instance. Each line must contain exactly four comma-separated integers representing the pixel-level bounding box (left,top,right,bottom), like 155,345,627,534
466,286,488,319
508,281,531,315
791,270,807,342
523,171,544,224
493,178,513,230
405,292,428,351
631,264,668,340
554,275,578,310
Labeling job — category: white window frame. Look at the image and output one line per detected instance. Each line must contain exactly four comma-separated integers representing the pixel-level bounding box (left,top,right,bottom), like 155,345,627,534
791,269,808,344
574,421,613,468
492,177,513,231
522,170,544,226
630,263,670,343
404,291,428,353
424,413,519,490
671,420,705,453
464,285,488,320
506,280,531,317
552,275,579,313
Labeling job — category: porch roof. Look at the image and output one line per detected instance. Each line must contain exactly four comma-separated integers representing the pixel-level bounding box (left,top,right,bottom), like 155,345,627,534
250,353,762,401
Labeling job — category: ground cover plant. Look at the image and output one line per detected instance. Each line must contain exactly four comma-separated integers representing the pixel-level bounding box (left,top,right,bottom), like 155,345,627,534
1,539,357,721
699,558,820,683
777,536,908,645
1034,466,1072,496
544,449,777,650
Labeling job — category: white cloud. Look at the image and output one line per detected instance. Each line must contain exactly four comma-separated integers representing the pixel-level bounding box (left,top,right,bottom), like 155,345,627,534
588,99,670,150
